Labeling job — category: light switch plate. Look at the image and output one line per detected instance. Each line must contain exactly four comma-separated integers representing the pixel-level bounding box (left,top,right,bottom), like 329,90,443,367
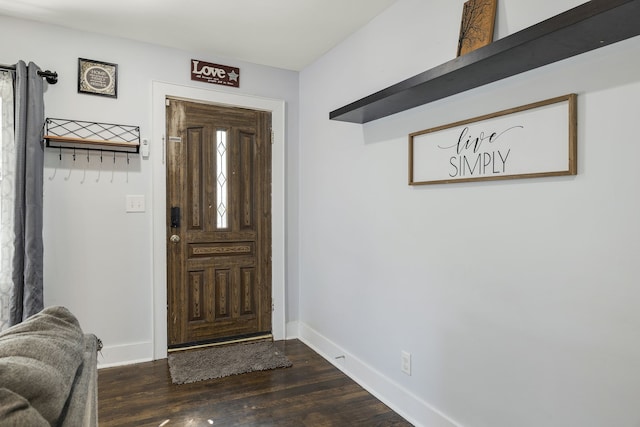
126,195,145,212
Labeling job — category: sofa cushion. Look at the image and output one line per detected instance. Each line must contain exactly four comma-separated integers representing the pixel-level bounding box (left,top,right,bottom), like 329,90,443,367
0,306,84,425
0,388,48,426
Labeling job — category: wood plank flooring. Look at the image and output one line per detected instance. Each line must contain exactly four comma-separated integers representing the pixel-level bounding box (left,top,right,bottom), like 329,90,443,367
98,339,412,426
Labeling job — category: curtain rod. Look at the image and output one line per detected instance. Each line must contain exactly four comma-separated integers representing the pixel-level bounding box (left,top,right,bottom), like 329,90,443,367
0,63,58,84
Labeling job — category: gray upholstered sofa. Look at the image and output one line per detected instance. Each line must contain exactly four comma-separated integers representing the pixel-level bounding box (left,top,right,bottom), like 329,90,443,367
0,306,99,426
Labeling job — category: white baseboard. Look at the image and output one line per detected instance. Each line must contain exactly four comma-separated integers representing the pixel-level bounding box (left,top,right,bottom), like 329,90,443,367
285,320,300,340
297,322,460,427
97,341,154,368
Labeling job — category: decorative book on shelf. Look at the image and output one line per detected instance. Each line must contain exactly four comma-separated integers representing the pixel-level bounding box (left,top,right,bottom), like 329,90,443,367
44,118,140,153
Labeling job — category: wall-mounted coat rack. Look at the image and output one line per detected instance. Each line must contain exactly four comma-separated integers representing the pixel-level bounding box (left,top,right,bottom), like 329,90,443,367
44,118,140,153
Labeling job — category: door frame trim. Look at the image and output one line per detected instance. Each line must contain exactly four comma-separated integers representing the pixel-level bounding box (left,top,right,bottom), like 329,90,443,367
151,81,286,360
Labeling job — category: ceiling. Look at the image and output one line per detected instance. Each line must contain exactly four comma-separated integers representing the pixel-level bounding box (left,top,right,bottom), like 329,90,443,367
0,0,397,71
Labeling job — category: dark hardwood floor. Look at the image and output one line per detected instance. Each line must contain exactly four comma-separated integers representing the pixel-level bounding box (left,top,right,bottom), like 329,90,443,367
98,339,412,426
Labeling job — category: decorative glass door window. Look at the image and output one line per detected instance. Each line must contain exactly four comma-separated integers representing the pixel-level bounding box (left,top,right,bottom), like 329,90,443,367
216,129,228,229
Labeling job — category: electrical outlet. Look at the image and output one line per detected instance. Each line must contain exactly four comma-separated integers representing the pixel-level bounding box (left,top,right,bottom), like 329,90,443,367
401,351,411,376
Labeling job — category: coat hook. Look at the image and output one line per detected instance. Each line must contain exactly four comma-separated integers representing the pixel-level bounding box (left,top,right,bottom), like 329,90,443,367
59,146,62,161
126,153,130,164
100,150,103,163
73,148,76,162
113,152,116,163
87,149,90,163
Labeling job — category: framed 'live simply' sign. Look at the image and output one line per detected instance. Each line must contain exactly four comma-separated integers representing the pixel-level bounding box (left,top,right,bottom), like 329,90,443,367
408,94,577,185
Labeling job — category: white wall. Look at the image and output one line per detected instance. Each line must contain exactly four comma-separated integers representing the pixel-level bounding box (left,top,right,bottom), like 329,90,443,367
299,0,640,426
4,1,640,425
0,15,300,365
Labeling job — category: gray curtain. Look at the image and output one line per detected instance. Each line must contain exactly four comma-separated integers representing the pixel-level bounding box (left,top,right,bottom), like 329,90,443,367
9,61,44,325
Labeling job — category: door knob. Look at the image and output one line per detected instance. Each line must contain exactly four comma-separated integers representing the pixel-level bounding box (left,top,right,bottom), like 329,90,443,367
170,234,180,243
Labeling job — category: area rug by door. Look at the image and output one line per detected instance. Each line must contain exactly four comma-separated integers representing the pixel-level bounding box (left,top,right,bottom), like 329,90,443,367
168,341,292,384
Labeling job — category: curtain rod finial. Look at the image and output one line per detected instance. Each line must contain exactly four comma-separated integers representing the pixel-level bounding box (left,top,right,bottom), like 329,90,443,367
38,70,58,85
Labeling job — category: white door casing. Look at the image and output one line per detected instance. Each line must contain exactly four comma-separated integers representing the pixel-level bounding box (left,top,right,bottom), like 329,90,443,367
151,81,286,359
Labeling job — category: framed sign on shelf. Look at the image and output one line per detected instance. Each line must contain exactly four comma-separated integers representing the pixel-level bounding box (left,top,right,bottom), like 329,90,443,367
457,0,497,56
78,58,118,98
408,94,577,185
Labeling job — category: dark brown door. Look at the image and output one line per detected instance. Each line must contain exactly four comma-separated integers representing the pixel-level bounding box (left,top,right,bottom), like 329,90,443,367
166,98,272,348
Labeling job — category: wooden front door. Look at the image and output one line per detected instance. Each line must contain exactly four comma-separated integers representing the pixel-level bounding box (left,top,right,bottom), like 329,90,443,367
166,98,272,348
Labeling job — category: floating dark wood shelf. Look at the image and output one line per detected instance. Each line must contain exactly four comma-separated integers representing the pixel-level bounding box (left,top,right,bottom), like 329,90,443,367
330,0,640,124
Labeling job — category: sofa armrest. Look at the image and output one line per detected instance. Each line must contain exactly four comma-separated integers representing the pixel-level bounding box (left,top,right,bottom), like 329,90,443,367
60,334,99,427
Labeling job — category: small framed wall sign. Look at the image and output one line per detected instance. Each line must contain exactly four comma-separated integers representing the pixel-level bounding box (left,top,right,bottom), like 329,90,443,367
78,58,118,98
191,59,240,88
409,94,577,185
